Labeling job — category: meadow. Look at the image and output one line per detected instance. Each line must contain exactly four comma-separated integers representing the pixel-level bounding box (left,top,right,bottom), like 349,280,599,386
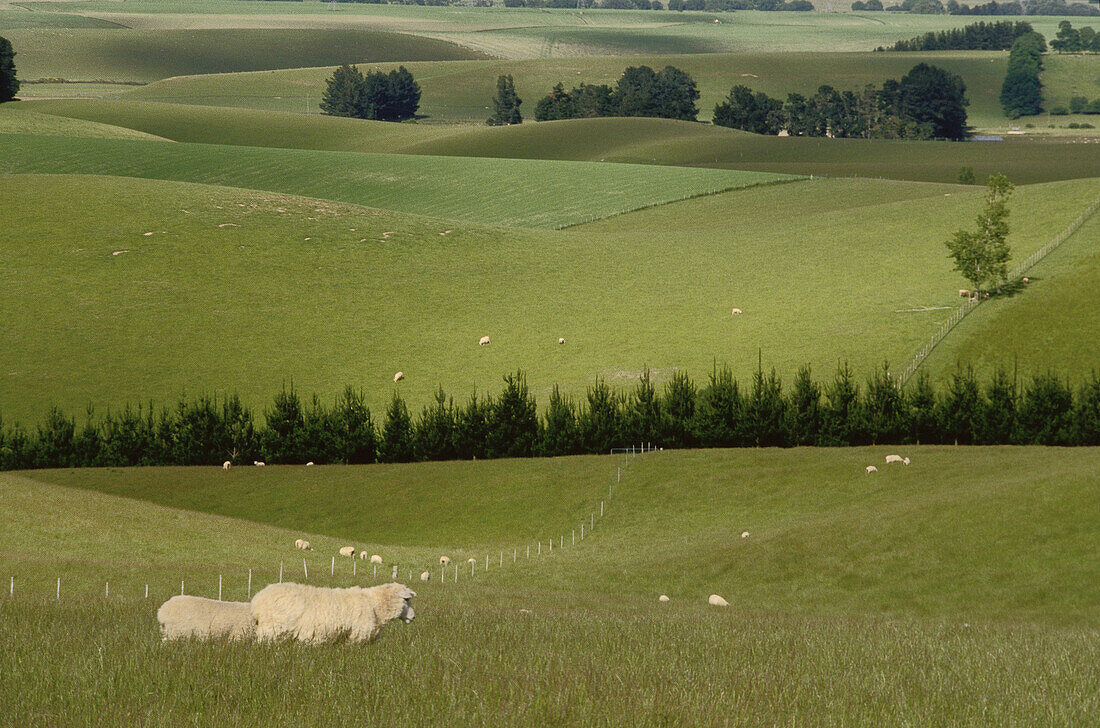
3,447,1099,726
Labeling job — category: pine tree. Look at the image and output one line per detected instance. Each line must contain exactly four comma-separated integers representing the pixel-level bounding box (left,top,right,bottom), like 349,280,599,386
488,74,523,126
378,393,415,463
0,36,18,103
319,64,365,117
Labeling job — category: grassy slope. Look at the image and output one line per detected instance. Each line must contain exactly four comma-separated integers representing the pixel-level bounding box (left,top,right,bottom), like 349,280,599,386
1,173,1096,426
0,133,789,228
0,104,167,140
124,51,1016,128
923,209,1100,383
22,102,1100,184
4,449,1099,727
3,27,484,82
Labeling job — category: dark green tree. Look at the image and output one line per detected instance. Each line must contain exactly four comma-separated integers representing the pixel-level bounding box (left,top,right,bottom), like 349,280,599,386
979,367,1016,444
378,392,415,463
1016,372,1074,445
540,385,581,456
414,387,457,461
264,385,305,463
1000,32,1045,118
454,392,491,460
534,83,576,121
896,62,969,139
786,366,822,446
862,362,904,445
624,370,662,445
488,372,538,458
1074,373,1100,446
692,365,743,447
488,74,523,125
661,371,697,448
333,386,377,464
714,85,783,134
820,363,862,445
319,64,365,118
0,36,19,103
938,366,982,445
904,371,940,444
580,378,623,453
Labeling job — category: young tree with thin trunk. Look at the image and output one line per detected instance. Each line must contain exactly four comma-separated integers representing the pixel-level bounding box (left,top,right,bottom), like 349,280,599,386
945,174,1014,297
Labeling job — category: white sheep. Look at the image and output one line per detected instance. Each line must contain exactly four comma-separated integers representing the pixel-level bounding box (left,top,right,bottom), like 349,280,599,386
222,460,231,470
439,556,451,566
295,539,312,551
885,454,904,464
339,546,356,558
359,550,369,560
866,465,878,473
306,462,314,467
419,571,430,582
658,595,670,602
157,595,256,641
478,335,490,346
254,461,265,467
370,554,383,564
959,289,970,298
708,594,729,607
740,531,750,539
731,308,743,315
558,337,565,345
250,582,416,644
1022,277,1029,285
903,457,910,466
295,539,305,550
394,371,404,383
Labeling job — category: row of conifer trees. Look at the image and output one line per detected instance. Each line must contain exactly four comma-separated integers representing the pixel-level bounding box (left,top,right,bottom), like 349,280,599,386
2,364,1099,470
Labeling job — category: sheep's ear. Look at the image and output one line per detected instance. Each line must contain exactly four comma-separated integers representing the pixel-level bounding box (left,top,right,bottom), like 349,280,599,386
401,587,416,599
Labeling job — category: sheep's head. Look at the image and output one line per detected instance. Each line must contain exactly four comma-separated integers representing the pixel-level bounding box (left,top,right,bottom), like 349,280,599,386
372,583,417,625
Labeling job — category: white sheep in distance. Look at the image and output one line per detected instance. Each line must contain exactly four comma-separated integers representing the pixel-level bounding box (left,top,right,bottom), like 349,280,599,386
903,457,910,465
558,337,565,345
439,556,451,566
295,539,305,550
394,371,404,383
339,546,356,558
478,335,490,346
359,550,369,560
740,531,750,539
295,539,312,551
222,460,231,470
866,465,878,473
157,595,256,641
250,582,416,644
885,454,904,464
306,462,314,467
370,554,383,564
731,308,743,315
253,461,265,467
708,594,729,607
959,289,970,298
658,595,670,602
420,571,430,582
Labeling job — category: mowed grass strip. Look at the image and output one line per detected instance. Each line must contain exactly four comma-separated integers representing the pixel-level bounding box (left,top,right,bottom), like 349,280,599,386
3,27,485,83
0,133,796,227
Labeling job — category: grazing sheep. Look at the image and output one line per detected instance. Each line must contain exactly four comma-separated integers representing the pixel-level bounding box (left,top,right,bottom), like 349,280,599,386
420,571,430,582
222,460,231,470
439,556,451,567
740,531,750,539
731,308,743,315
254,461,265,467
1022,277,1029,285
306,462,314,467
478,335,490,346
296,540,312,551
959,289,970,298
157,595,256,641
295,539,305,550
394,371,404,383
251,582,416,644
903,457,910,466
339,546,356,558
866,465,878,473
885,454,904,464
558,338,566,345
359,551,369,560
370,554,383,564
708,594,729,607
658,595,670,602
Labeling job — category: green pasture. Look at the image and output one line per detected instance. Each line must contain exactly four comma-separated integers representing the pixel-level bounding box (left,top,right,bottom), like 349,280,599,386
923,208,1100,384
123,51,1015,128
21,102,1100,184
2,27,483,83
0,8,122,29
0,172,1095,426
0,104,166,140
3,446,1099,726
0,134,791,228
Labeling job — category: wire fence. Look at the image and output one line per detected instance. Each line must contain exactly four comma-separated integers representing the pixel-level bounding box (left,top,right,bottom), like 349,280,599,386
895,196,1100,388
6,448,657,604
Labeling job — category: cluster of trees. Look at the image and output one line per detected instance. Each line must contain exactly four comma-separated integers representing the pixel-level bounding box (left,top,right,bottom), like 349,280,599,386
879,20,1034,51
487,75,522,125
505,0,664,8
999,32,1045,118
0,36,18,103
1058,95,1100,114
946,0,1099,15
4,365,1100,470
534,65,699,122
1050,21,1100,52
319,65,420,122
851,0,884,9
713,63,968,140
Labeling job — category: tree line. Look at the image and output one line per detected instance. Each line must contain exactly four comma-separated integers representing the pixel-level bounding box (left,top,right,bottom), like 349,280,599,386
713,63,968,140
534,65,700,122
319,65,420,121
879,20,1034,51
3,364,1100,470
1049,20,1100,53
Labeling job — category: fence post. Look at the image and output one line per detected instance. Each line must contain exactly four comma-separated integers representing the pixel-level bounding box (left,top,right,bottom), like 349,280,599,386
218,575,222,601
105,581,109,599
331,556,335,576
145,584,149,599
303,559,308,579
248,569,252,599
279,561,283,583
180,580,184,596
57,577,61,600
9,576,12,597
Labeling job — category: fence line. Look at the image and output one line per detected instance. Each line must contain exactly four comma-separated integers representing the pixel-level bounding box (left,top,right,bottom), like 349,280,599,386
9,447,659,603
896,196,1100,387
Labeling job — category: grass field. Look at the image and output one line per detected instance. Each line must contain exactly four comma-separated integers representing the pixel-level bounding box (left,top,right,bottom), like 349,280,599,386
1,172,1095,426
0,134,793,227
923,208,1100,384
2,27,484,83
0,104,166,140
3,447,1099,725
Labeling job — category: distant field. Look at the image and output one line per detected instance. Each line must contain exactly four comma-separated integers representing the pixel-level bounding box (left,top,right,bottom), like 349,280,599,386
0,134,791,228
923,209,1100,384
1,172,1095,426
0,8,122,28
123,51,1013,128
0,104,166,140
3,447,1099,726
3,27,484,82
